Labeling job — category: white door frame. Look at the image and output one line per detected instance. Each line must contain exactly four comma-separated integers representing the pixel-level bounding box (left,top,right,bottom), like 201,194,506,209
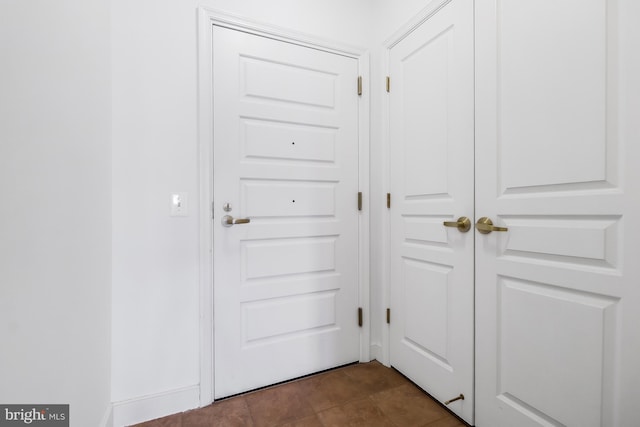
196,7,371,406
379,0,455,368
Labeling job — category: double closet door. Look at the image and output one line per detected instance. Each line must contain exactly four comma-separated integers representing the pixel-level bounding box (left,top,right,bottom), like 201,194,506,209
389,1,639,426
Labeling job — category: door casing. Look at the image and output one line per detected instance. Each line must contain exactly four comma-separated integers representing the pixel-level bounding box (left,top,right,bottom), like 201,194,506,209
197,7,371,406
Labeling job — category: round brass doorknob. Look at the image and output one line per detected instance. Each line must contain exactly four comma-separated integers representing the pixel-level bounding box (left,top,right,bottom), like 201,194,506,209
475,217,508,234
443,216,472,233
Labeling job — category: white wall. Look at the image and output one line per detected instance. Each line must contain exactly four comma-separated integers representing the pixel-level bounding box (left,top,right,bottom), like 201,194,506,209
0,1,112,426
2,0,634,425
110,0,374,413
0,0,436,423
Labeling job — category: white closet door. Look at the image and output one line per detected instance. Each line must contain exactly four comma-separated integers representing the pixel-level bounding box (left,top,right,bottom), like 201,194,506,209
388,0,475,423
475,0,640,426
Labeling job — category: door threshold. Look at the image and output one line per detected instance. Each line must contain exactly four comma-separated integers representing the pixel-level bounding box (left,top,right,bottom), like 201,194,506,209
216,361,359,401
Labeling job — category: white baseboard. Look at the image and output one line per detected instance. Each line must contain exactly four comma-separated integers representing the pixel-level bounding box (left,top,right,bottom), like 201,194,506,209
99,403,113,427
370,343,383,362
111,385,200,427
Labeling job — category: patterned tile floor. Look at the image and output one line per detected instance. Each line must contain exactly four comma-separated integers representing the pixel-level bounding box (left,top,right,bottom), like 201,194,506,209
133,361,469,427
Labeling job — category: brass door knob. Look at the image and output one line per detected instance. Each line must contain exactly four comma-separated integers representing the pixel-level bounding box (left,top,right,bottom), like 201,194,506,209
443,216,471,233
475,217,508,234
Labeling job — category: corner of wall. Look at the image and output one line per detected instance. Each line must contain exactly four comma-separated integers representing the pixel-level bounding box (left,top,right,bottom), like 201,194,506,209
370,343,384,362
100,403,114,427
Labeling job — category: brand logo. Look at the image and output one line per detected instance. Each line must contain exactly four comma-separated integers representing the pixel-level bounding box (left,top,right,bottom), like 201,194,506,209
0,406,68,427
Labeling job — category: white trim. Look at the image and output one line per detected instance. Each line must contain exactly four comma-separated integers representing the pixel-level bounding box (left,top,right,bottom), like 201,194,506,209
99,403,113,427
197,6,371,406
198,6,366,58
379,44,392,368
358,54,372,364
111,386,199,427
197,6,215,407
370,343,383,361
379,0,453,368
383,0,453,49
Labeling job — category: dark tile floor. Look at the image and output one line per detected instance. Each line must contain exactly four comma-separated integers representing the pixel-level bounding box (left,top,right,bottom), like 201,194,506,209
133,361,469,427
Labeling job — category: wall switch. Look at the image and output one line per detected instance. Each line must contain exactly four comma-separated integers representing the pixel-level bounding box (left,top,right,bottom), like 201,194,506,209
171,193,188,217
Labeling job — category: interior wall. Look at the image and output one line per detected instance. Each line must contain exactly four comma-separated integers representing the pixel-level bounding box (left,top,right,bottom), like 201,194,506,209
0,1,112,426
0,0,439,422
2,0,633,424
111,0,374,406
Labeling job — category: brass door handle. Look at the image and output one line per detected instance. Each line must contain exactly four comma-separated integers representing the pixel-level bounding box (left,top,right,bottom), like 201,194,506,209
475,217,508,234
443,216,471,233
221,215,251,227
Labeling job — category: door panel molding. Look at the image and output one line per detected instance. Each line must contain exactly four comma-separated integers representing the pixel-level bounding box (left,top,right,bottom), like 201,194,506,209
197,7,370,406
383,0,453,49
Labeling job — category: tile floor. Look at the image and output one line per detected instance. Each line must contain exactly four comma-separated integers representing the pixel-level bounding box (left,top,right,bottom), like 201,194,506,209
133,361,469,427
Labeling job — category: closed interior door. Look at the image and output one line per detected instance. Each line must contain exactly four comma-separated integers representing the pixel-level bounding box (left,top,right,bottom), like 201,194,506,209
475,0,640,426
389,1,639,426
388,0,475,423
212,26,361,398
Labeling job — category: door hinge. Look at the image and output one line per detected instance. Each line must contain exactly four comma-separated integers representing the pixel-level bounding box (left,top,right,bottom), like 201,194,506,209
386,308,391,324
386,76,390,92
211,202,215,219
357,76,363,96
358,307,363,327
358,192,363,211
386,193,391,209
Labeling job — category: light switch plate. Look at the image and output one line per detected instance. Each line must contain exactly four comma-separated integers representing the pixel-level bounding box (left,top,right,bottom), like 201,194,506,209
171,193,188,217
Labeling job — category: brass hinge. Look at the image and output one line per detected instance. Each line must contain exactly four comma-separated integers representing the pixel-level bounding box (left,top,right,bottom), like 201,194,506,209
386,76,390,92
357,76,363,96
358,192,363,211
386,308,390,324
386,193,391,209
358,307,363,327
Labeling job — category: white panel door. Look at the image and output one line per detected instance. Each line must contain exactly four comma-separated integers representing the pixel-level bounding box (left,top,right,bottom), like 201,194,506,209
475,0,640,425
389,0,475,423
212,26,360,398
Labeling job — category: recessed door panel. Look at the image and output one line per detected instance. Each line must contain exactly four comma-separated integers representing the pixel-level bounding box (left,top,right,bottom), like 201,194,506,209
502,216,620,266
243,237,336,280
403,216,449,245
242,119,336,164
402,27,451,197
403,259,451,362
243,291,338,343
240,56,337,109
498,0,608,190
242,180,336,218
497,278,617,427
